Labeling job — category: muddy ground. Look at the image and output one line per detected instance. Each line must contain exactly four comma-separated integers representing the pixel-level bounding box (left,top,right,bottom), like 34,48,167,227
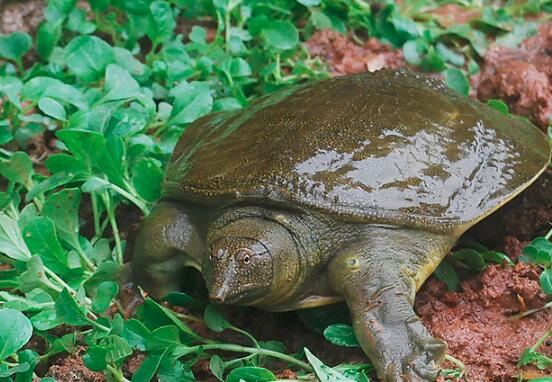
2,2,552,382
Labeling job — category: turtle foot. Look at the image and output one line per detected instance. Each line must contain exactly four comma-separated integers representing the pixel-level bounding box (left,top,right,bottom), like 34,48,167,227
381,320,447,382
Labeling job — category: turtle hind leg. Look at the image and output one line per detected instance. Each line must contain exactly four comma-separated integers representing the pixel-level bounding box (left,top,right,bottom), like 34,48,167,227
132,201,205,299
328,228,454,382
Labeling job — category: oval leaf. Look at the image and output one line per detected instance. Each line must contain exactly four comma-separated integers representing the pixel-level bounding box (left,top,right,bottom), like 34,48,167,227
0,309,33,362
323,324,359,347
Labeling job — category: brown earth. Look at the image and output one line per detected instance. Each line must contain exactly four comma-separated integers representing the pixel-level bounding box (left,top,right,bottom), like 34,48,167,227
477,22,552,129
46,348,104,382
417,263,552,382
306,29,407,76
0,0,44,35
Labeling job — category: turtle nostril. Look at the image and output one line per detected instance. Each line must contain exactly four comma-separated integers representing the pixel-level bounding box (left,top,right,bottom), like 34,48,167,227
211,248,226,260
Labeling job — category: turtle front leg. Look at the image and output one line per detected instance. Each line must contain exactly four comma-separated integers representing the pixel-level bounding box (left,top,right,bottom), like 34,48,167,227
328,229,454,382
132,201,205,298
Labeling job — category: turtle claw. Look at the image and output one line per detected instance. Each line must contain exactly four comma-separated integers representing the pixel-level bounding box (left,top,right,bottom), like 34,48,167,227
353,296,446,382
380,335,445,382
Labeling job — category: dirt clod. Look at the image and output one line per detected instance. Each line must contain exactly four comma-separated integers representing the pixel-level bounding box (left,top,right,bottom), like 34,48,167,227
0,0,45,35
416,263,552,382
306,29,406,76
46,348,104,382
477,22,552,129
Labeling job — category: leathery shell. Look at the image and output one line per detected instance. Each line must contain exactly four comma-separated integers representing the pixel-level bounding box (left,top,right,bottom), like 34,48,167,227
163,69,550,233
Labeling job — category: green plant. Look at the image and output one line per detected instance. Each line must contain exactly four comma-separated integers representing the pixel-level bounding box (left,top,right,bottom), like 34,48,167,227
518,233,552,371
1,0,552,380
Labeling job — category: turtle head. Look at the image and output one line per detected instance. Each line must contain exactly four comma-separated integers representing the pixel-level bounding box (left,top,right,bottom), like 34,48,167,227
204,215,300,306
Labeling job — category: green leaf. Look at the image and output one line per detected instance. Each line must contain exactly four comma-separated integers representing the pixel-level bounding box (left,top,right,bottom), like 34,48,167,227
487,99,510,115
37,20,63,60
42,188,82,252
435,42,464,67
132,348,170,382
0,152,34,190
0,76,23,110
204,304,232,333
443,25,488,57
103,335,132,363
480,250,514,265
92,281,119,312
209,355,224,381
148,1,176,43
402,39,425,66
168,81,213,125
226,367,277,382
0,362,30,378
540,268,552,295
144,325,181,350
434,260,459,291
519,348,552,370
56,129,106,168
261,21,299,51
18,256,53,293
523,237,552,267
23,217,71,274
297,0,320,6
443,68,470,97
66,8,96,34
0,213,31,261
14,349,38,380
47,0,77,17
22,77,86,109
83,345,107,372
304,348,355,382
55,289,89,326
114,47,149,80
38,97,67,121
0,32,32,61
122,319,151,351
451,248,486,272
102,64,140,103
137,298,201,341
65,36,115,82
0,309,33,362
391,15,419,39
158,358,194,381
132,158,163,202
323,324,359,347
30,309,63,331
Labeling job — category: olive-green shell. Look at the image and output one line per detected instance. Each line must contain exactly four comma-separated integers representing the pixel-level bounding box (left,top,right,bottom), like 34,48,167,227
163,69,550,232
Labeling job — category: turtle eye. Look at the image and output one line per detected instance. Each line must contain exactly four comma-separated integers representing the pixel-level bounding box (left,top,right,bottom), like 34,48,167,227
236,248,254,264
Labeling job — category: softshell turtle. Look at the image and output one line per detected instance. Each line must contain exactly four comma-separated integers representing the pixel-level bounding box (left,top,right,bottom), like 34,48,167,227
133,69,550,381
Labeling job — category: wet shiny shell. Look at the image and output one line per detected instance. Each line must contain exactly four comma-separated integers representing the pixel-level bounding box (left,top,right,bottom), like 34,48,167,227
163,69,550,232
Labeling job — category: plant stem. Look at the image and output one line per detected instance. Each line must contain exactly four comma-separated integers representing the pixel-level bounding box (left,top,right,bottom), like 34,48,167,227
444,354,466,378
511,301,552,320
76,245,97,271
91,194,102,237
111,182,150,215
173,311,204,324
189,343,312,371
102,193,124,265
107,364,131,382
531,326,552,352
274,52,282,80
